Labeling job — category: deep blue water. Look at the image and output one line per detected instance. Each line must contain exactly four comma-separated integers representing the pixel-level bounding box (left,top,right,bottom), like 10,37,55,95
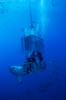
0,0,66,100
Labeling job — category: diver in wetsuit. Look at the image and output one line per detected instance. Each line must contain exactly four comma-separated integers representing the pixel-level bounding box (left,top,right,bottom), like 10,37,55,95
36,51,43,67
26,51,38,73
31,51,39,70
31,51,36,62
27,57,32,73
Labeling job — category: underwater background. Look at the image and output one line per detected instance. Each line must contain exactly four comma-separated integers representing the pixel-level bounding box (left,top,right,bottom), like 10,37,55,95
0,0,66,100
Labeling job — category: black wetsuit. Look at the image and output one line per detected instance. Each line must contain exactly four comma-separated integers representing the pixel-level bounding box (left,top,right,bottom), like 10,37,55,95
37,52,43,62
31,51,39,69
27,51,36,72
31,51,36,62
27,58,32,72
37,51,43,66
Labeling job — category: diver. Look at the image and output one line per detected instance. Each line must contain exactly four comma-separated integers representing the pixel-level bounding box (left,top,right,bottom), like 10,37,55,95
31,51,36,62
27,51,36,72
36,51,43,67
31,51,39,70
26,51,38,73
26,57,32,73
